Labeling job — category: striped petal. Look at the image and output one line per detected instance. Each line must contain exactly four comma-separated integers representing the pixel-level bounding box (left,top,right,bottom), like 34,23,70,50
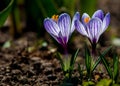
58,13,71,42
101,13,110,35
92,10,104,21
87,18,102,43
57,33,67,47
44,18,60,36
75,20,88,37
71,12,80,34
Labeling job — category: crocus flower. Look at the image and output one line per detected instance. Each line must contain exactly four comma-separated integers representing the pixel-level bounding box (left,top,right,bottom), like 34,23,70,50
75,10,110,45
44,12,80,48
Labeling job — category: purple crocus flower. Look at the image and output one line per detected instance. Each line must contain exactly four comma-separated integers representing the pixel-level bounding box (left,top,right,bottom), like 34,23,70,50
44,12,80,48
75,10,110,45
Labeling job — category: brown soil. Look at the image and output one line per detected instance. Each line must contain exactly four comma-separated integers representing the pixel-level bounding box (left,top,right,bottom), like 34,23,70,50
0,29,119,85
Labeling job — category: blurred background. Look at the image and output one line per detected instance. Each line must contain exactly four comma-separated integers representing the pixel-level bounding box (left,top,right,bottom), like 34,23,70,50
0,0,120,47
0,0,120,85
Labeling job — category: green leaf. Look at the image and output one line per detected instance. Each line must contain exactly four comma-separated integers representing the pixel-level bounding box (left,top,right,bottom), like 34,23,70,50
91,56,101,72
100,46,112,57
0,0,14,27
96,79,112,86
113,54,119,82
11,0,21,34
70,49,80,70
82,81,95,86
56,52,64,71
99,46,113,79
69,49,79,77
85,46,91,76
91,46,112,72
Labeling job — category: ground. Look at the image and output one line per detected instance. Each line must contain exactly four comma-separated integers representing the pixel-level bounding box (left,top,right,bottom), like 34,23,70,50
0,28,119,86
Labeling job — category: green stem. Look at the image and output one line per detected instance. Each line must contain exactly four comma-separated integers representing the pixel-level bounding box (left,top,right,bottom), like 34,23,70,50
63,45,71,79
64,54,71,78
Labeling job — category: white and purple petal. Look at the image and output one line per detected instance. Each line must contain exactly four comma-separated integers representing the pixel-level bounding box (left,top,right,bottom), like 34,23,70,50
92,10,104,21
101,13,110,35
71,12,80,34
87,18,102,43
44,18,60,36
58,13,71,42
75,20,88,37
57,32,65,46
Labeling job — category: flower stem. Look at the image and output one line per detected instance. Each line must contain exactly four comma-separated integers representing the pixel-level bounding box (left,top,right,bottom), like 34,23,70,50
91,43,98,63
92,43,96,56
63,45,71,78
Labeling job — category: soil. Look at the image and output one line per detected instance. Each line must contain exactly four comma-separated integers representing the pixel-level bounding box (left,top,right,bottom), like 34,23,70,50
0,30,64,86
0,28,119,86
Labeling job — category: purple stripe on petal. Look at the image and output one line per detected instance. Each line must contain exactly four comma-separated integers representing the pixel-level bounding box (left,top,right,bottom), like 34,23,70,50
63,36,68,47
57,35,67,47
87,18,102,43
92,10,104,21
44,18,60,36
71,12,80,34
57,37,64,46
101,13,110,34
58,13,71,38
75,20,88,37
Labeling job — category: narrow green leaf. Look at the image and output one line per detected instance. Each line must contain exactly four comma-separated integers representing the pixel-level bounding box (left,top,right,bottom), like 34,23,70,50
100,46,112,57
56,52,64,71
70,49,80,66
91,46,112,72
70,49,80,71
99,47,113,79
85,46,91,75
113,54,119,81
78,63,83,80
0,0,14,27
11,0,21,34
91,57,101,72
100,53,112,78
